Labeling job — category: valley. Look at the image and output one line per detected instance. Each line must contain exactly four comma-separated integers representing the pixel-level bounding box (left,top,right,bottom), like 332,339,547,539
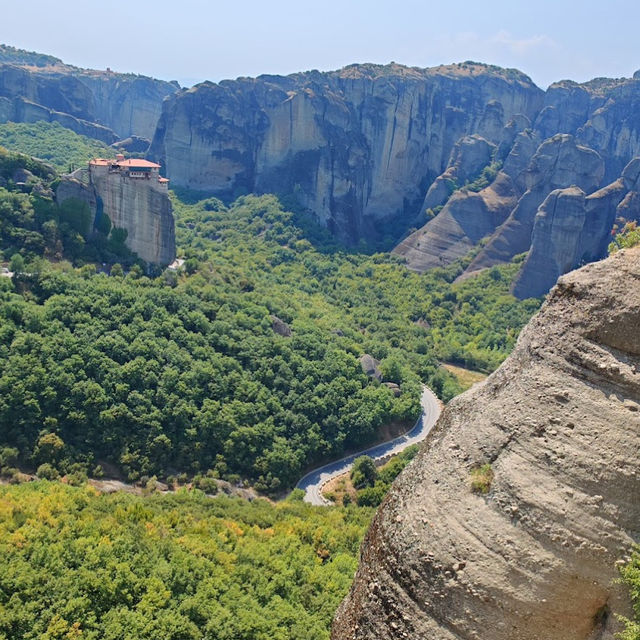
0,35,638,640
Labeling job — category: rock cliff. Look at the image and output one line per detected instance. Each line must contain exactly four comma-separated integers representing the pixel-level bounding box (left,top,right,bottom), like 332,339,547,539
398,73,640,295
149,60,640,295
332,247,640,640
149,62,544,242
7,44,640,296
512,158,640,297
57,165,175,265
0,56,178,142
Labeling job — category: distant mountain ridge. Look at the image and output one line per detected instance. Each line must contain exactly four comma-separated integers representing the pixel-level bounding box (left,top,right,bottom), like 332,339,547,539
0,44,179,144
148,61,640,297
3,44,640,296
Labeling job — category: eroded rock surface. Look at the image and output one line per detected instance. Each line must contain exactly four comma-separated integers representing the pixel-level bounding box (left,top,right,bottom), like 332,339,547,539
149,62,543,243
333,248,640,640
512,156,640,298
0,59,178,141
57,168,175,265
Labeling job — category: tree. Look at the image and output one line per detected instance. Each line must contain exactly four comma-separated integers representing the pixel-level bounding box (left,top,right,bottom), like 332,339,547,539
350,455,378,489
9,252,24,273
34,432,65,465
36,462,59,480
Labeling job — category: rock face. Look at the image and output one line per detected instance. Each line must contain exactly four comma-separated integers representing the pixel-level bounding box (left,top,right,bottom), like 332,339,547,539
148,60,640,294
463,134,605,273
149,62,544,242
57,165,175,265
0,59,178,142
511,156,640,297
421,134,497,213
333,248,640,640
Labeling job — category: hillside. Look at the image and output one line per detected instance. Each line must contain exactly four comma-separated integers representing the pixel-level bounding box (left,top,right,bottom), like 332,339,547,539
0,144,541,491
0,121,114,172
0,482,373,640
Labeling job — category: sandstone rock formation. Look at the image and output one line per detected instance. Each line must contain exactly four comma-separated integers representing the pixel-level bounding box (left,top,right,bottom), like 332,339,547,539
466,134,605,273
333,248,640,640
393,171,518,271
0,57,178,142
147,60,640,295
421,135,496,213
57,165,175,265
511,157,640,298
149,62,544,243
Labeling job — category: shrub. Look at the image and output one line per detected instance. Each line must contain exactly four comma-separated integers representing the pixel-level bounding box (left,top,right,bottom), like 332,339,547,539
470,463,494,494
0,446,19,469
350,456,378,489
36,463,60,480
356,483,387,507
196,475,218,495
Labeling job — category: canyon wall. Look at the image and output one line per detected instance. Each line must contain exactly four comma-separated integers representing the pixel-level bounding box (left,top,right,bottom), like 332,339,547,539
150,62,640,296
0,57,178,142
149,63,543,241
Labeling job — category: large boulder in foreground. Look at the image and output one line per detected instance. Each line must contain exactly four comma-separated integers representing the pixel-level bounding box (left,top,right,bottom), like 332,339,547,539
333,248,640,640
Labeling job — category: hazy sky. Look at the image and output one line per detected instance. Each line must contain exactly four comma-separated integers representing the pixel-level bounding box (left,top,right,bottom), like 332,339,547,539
2,0,638,89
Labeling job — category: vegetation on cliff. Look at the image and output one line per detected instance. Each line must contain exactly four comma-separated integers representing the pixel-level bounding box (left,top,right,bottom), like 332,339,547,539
619,547,640,640
0,481,372,640
0,122,113,173
609,221,640,253
0,146,134,265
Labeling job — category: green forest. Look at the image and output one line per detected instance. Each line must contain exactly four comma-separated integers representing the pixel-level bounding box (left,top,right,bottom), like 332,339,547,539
0,142,540,491
0,122,114,173
0,482,372,640
0,127,638,640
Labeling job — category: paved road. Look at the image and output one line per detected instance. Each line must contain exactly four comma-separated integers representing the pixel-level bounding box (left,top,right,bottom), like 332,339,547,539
295,385,442,506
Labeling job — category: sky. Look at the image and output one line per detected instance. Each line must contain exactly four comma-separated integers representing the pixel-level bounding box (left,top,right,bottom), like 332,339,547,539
2,0,639,89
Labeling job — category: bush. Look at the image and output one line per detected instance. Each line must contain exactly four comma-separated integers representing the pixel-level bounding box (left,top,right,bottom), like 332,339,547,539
618,546,640,640
195,475,218,495
36,463,60,480
0,446,19,469
356,483,387,507
470,463,494,494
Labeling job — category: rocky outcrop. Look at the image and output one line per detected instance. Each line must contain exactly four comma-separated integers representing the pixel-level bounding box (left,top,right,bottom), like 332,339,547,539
512,156,640,298
0,60,178,141
57,167,175,265
421,135,496,213
271,315,292,337
360,354,382,381
466,134,604,272
146,60,640,294
394,171,518,271
149,62,544,243
397,134,603,275
0,94,117,143
333,248,640,640
111,136,152,155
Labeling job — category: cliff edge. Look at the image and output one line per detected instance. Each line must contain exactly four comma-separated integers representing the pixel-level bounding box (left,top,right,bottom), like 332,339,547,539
333,248,640,640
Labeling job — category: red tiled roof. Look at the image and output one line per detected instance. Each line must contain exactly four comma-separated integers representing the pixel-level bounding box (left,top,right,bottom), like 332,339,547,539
158,177,169,183
117,159,161,169
89,158,161,169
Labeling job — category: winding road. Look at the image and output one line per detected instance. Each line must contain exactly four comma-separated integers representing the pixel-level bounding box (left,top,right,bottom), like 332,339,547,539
295,385,442,505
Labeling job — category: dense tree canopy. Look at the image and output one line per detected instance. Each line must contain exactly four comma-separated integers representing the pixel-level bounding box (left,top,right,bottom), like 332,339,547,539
0,122,114,173
0,482,372,640
0,169,540,491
